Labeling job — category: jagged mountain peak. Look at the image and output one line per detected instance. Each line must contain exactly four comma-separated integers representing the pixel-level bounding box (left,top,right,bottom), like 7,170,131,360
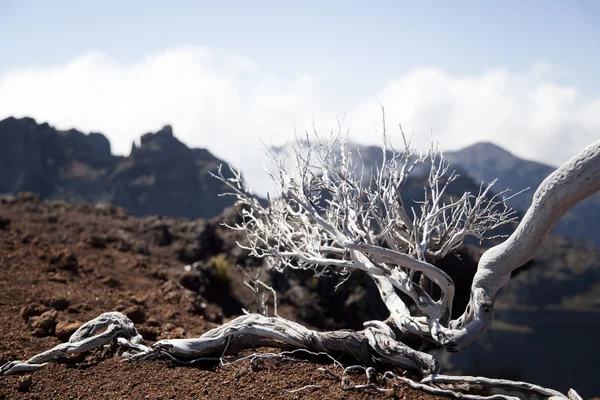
0,116,236,219
451,141,520,167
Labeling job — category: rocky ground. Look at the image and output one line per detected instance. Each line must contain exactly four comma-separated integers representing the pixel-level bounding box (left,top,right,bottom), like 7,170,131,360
0,194,446,399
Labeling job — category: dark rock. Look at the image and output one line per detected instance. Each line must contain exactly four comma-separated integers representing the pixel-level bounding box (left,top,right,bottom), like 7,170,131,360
46,297,70,311
175,257,243,318
87,235,107,249
175,223,224,264
17,376,32,393
188,296,224,323
179,271,200,292
21,233,35,244
0,217,10,230
49,250,78,273
175,244,202,264
124,305,147,324
144,221,173,246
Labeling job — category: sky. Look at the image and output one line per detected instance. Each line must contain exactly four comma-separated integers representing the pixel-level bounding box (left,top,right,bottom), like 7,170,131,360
1,1,599,194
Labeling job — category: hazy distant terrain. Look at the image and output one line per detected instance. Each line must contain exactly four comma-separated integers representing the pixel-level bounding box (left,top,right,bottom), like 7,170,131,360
446,142,600,246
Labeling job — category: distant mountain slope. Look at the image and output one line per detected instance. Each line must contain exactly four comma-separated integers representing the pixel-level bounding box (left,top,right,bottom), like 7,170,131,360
0,117,236,219
446,142,600,247
2,117,598,245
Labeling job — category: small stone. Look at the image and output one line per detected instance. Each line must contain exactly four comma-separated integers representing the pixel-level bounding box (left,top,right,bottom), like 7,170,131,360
29,309,58,337
21,233,35,244
124,305,147,324
48,297,70,311
20,303,47,321
17,376,32,393
50,250,78,273
145,222,173,246
0,217,11,231
189,297,223,323
179,272,200,291
55,320,83,342
87,235,107,249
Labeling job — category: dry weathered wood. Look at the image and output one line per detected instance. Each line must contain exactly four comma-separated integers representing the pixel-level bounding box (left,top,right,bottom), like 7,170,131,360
421,374,566,399
3,131,598,400
0,311,577,399
0,312,147,375
444,140,600,351
130,313,438,376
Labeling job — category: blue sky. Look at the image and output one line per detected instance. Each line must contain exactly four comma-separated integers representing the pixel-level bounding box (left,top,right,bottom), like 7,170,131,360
3,1,600,91
1,1,599,192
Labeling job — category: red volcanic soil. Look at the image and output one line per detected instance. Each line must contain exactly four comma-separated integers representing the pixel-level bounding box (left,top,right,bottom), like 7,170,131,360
0,194,445,399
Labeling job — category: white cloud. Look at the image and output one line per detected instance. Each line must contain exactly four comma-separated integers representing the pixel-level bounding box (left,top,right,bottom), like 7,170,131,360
347,65,600,165
1,46,599,196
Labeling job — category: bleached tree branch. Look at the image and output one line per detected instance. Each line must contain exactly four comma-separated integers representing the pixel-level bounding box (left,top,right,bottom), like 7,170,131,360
212,125,520,344
443,139,600,351
3,116,597,400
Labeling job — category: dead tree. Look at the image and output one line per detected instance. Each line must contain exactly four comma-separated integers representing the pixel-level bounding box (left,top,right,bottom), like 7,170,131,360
2,127,598,400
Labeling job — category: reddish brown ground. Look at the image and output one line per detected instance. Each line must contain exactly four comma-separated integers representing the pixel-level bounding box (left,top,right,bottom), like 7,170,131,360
0,195,445,399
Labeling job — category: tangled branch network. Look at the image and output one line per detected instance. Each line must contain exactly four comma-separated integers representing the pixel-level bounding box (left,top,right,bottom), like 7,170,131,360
3,122,599,400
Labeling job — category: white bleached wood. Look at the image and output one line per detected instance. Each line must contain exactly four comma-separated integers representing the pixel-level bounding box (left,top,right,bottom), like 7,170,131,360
1,311,579,398
420,374,566,399
0,312,147,375
443,140,600,351
3,125,597,399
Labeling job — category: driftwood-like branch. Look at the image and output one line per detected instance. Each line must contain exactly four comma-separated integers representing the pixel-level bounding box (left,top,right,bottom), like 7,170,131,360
1,312,580,399
128,313,438,375
390,373,582,400
444,140,600,351
212,128,520,345
3,119,598,400
0,312,147,375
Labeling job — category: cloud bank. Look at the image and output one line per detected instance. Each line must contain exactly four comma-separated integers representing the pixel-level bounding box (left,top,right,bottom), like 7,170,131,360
1,46,599,194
